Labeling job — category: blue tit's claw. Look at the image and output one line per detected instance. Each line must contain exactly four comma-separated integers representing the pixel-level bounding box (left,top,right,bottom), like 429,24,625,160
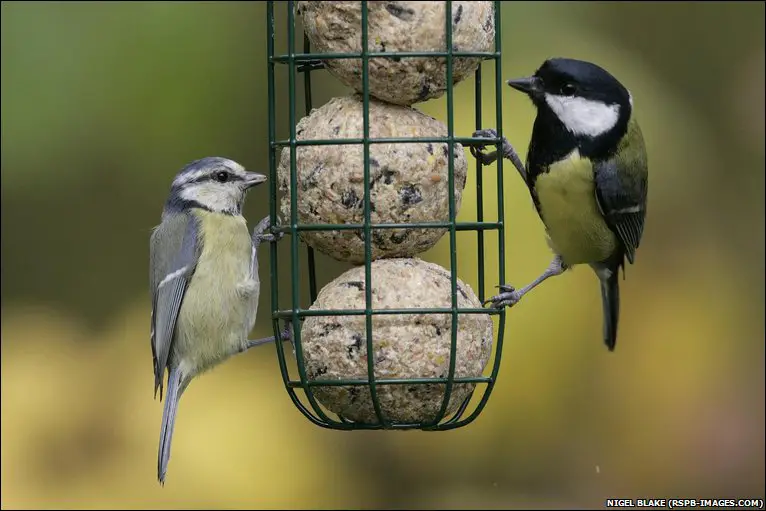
252,216,271,238
252,216,285,246
257,232,284,244
280,321,293,342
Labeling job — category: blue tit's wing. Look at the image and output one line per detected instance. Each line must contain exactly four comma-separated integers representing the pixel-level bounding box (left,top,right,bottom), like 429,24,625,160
150,212,202,400
594,121,648,265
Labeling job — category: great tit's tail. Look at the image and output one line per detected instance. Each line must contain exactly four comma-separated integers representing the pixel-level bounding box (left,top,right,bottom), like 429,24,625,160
598,268,620,351
158,367,182,485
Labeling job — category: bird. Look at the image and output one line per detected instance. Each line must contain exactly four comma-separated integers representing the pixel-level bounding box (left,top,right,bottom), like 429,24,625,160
149,156,289,484
471,57,648,351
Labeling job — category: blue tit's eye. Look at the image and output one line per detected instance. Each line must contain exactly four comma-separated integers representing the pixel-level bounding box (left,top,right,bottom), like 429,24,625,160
214,171,229,183
561,83,576,95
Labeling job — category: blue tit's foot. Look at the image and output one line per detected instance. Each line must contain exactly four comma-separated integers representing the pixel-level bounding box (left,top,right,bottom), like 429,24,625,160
483,284,524,309
470,128,527,181
252,216,285,247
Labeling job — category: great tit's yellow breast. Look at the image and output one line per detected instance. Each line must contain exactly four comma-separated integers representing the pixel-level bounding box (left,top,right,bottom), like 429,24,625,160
535,150,617,265
175,210,258,373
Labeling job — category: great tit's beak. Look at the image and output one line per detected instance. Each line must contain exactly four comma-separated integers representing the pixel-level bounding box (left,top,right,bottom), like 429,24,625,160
243,171,267,189
507,76,543,96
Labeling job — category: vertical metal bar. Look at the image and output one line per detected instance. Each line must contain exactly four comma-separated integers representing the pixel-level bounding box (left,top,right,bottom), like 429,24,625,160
267,0,289,385
429,0,457,428
287,0,332,425
475,66,485,302
491,0,506,391
303,33,318,305
360,0,387,427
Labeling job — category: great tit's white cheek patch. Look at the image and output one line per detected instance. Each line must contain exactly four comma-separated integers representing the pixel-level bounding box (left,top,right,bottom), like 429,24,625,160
544,94,620,137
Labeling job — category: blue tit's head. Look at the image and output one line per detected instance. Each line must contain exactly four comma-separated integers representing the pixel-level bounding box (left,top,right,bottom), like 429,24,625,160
164,157,266,216
508,57,633,140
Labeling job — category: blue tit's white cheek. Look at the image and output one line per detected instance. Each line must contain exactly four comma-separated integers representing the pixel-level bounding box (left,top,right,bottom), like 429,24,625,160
180,182,239,213
544,94,620,137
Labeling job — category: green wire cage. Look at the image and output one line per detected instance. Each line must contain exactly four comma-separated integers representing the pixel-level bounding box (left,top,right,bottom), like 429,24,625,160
266,0,507,431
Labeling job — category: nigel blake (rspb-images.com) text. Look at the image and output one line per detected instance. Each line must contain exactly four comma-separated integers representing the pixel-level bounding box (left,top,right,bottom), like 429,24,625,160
605,498,765,508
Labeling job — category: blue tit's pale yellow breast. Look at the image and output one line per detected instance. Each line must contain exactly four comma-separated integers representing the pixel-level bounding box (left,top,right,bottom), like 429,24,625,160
535,150,618,266
174,209,259,375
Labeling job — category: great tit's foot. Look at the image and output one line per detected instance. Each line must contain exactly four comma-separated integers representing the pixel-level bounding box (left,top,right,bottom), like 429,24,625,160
252,216,284,246
483,284,524,309
470,129,502,165
470,128,527,181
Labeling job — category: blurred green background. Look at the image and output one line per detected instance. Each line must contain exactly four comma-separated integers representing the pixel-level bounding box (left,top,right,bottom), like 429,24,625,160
2,1,764,509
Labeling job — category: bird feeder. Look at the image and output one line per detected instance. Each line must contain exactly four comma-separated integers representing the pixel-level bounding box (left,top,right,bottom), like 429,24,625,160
266,0,508,431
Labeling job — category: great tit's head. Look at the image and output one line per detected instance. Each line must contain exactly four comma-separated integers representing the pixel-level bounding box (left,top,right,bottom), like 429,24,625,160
166,157,266,215
508,58,632,139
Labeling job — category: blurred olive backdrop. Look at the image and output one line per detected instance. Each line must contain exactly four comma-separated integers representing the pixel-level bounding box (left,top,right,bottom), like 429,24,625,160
2,1,764,509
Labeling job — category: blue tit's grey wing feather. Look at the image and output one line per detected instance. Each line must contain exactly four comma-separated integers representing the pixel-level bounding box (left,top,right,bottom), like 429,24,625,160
593,127,648,266
150,212,202,400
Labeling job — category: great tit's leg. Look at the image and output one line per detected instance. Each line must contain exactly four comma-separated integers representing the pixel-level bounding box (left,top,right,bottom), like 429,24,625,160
470,128,527,183
485,254,568,309
239,322,294,354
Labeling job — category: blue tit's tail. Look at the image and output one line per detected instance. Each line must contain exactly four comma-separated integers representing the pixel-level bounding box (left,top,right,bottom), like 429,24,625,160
158,367,182,485
599,268,620,351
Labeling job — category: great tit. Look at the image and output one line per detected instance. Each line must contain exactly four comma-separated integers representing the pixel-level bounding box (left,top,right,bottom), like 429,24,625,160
472,57,648,351
150,156,288,484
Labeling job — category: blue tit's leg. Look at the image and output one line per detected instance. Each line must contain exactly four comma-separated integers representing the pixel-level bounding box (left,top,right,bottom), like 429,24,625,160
470,128,527,183
485,254,568,309
238,322,294,354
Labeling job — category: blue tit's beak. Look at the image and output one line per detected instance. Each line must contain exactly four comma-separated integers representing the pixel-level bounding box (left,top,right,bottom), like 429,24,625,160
507,76,543,96
243,171,267,189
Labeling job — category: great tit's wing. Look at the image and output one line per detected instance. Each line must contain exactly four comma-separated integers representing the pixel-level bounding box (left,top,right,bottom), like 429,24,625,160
594,123,648,265
150,212,202,399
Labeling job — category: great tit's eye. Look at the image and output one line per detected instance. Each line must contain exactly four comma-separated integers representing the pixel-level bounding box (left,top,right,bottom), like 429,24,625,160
561,83,576,95
214,171,229,183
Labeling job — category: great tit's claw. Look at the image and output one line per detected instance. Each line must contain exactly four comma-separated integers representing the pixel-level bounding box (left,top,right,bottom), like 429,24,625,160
471,128,502,166
483,285,523,309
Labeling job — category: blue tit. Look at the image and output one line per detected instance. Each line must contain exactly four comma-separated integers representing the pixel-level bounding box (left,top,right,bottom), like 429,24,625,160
472,58,648,351
150,156,287,485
